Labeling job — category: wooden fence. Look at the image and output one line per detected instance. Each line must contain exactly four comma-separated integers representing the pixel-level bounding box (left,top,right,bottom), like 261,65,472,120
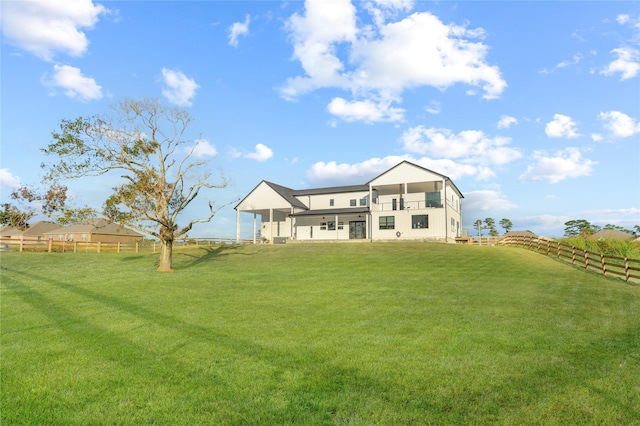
0,237,252,254
501,235,640,283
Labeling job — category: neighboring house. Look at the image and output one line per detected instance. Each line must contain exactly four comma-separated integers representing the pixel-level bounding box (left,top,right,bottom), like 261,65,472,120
502,230,538,238
589,229,635,241
43,218,144,243
235,161,463,243
0,221,60,242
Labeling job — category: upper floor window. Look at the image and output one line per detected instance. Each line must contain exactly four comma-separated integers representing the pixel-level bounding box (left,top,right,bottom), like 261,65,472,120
350,199,356,206
359,198,367,206
330,199,334,207
426,192,441,208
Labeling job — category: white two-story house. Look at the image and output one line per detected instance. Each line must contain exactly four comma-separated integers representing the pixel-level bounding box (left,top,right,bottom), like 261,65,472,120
235,161,463,243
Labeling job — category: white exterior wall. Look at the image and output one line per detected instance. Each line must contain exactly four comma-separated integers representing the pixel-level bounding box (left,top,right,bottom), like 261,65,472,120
371,208,447,240
295,191,369,210
294,216,354,241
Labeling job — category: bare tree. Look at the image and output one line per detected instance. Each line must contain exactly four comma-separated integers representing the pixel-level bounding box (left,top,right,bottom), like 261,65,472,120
41,98,228,271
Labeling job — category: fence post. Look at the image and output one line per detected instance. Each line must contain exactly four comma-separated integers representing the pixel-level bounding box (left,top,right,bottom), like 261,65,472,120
117,242,121,253
571,247,576,264
97,242,101,253
584,250,589,269
136,241,139,253
600,254,606,277
625,258,630,282
19,240,24,252
48,239,53,253
74,241,77,253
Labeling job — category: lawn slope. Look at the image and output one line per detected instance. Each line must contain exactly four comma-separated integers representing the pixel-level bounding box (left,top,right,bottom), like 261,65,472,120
2,243,639,425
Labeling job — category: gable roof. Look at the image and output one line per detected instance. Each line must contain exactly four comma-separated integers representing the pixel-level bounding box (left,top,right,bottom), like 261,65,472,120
367,160,464,198
503,230,538,238
236,160,464,212
22,221,60,236
264,181,309,210
589,229,634,240
45,218,143,237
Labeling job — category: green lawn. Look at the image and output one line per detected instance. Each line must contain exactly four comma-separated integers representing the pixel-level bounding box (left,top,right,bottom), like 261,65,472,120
2,243,639,425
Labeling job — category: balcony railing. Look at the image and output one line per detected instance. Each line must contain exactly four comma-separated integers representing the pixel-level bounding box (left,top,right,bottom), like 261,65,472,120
373,200,443,211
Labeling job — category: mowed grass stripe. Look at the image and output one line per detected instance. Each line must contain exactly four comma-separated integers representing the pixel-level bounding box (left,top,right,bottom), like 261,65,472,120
1,243,639,425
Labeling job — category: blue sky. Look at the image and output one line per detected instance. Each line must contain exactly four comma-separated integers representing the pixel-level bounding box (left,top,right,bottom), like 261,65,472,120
1,0,639,238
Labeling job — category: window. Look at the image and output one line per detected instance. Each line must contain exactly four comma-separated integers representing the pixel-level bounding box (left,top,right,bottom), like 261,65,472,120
328,221,336,231
426,191,441,208
81,233,87,241
320,222,327,230
330,199,334,207
350,199,356,206
379,216,395,230
359,198,367,206
338,221,344,230
392,198,397,210
412,215,428,229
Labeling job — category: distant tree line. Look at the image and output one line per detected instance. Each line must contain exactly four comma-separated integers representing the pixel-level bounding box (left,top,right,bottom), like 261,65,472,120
563,220,639,237
470,217,639,238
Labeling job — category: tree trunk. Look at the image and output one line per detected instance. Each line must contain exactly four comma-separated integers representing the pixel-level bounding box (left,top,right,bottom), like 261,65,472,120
158,238,173,272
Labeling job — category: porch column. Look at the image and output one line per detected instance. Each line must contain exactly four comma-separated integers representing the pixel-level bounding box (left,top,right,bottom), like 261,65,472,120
269,208,273,244
236,209,241,243
253,213,257,244
335,214,339,240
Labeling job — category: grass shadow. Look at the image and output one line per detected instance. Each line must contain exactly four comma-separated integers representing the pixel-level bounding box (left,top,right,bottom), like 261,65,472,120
177,244,259,269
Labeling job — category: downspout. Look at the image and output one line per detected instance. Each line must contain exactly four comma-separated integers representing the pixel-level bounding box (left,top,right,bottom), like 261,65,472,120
443,179,448,243
369,185,374,242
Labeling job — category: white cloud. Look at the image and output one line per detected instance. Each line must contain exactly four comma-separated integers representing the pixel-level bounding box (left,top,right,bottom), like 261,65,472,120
187,139,217,158
161,68,199,106
557,53,583,69
0,0,108,61
399,126,522,166
228,14,250,47
307,155,489,185
282,1,506,123
245,144,273,162
42,64,102,101
0,169,21,190
462,190,516,213
598,110,640,137
425,101,441,115
497,115,517,129
591,133,603,142
327,96,405,123
601,47,640,80
519,147,596,184
545,114,579,138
